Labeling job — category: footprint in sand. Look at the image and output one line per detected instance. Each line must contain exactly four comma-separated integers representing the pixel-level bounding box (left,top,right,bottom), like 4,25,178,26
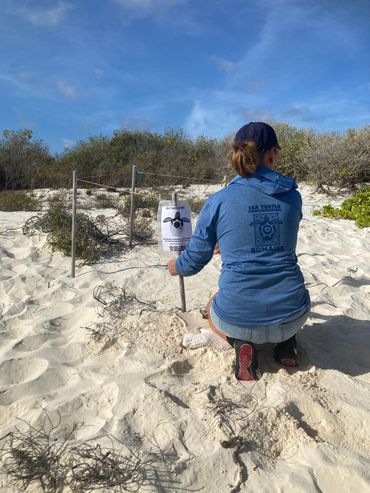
0,357,48,386
0,297,39,321
0,396,37,427
0,247,15,259
42,318,64,330
0,320,29,340
48,383,120,440
13,333,67,352
286,399,344,445
166,359,193,375
0,367,75,406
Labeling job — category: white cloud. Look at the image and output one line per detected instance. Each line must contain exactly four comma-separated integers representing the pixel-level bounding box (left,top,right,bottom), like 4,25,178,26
183,101,209,136
227,0,361,93
15,1,74,27
212,57,237,74
93,68,104,79
113,0,198,31
61,138,75,149
0,72,26,91
113,0,186,16
180,0,366,140
246,81,267,94
121,115,157,129
0,70,54,99
183,98,243,138
57,80,77,98
240,107,272,123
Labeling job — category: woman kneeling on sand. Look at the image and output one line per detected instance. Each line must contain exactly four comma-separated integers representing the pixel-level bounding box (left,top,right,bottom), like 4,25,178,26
167,122,310,381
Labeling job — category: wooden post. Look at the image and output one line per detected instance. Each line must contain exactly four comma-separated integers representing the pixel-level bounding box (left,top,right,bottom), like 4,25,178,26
172,191,186,312
129,164,136,247
71,171,77,278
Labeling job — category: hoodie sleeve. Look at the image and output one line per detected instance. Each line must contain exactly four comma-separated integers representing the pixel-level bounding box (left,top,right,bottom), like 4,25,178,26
175,197,218,277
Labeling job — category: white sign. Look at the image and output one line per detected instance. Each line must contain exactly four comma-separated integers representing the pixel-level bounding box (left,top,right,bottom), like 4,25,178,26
161,204,192,252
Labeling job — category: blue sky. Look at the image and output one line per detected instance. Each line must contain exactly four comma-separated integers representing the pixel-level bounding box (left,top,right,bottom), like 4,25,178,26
1,0,370,153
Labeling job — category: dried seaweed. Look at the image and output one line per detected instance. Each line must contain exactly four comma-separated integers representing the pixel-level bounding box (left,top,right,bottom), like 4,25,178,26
84,281,157,348
0,411,171,493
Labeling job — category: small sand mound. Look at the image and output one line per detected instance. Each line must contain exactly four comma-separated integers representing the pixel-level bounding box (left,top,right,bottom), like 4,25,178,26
0,358,48,386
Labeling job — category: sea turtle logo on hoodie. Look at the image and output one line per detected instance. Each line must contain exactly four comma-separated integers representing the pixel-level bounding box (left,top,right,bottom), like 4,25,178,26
250,213,283,247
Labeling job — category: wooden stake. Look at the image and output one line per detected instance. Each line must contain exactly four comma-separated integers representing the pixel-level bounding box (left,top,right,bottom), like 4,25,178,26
172,191,186,312
71,170,77,278
129,164,136,247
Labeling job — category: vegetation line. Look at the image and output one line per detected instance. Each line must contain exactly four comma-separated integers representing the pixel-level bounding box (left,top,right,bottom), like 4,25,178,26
136,170,222,182
2,124,369,192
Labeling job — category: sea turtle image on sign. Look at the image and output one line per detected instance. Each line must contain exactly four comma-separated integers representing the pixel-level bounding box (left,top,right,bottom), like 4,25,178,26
163,211,191,231
160,203,192,252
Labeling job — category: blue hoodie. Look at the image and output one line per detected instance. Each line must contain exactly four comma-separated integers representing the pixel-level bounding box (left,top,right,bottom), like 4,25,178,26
176,165,310,327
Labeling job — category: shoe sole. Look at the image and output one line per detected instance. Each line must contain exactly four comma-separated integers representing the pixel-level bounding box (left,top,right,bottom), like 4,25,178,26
237,344,256,381
275,338,298,368
279,357,297,367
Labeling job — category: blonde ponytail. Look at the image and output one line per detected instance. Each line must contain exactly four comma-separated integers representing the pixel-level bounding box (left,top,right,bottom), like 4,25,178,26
228,141,263,177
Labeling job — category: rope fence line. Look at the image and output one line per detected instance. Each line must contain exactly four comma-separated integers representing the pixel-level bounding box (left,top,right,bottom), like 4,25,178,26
76,263,168,278
75,173,120,181
75,169,225,204
76,169,226,187
77,178,122,191
71,165,226,313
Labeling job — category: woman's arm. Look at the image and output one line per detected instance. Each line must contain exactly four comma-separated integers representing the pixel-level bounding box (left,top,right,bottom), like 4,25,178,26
167,198,219,277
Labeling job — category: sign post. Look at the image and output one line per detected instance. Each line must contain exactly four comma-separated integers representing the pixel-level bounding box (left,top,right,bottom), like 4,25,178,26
129,164,136,247
172,191,187,312
71,171,77,278
159,192,192,312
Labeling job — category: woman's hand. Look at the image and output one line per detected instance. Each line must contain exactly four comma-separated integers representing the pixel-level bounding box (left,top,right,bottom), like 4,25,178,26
214,243,220,255
167,259,178,276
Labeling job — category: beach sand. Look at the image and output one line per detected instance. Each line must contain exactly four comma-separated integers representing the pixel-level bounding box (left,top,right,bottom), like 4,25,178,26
0,184,370,492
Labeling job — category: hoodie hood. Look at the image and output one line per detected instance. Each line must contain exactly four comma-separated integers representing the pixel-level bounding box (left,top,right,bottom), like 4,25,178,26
229,165,297,195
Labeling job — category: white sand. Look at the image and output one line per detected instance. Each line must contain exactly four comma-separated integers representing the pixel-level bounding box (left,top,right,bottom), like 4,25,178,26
1,184,370,492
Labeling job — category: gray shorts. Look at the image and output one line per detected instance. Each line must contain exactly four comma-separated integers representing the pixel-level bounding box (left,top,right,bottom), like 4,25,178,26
210,303,310,344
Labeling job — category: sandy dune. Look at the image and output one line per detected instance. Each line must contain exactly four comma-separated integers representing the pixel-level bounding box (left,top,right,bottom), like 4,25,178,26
0,184,370,492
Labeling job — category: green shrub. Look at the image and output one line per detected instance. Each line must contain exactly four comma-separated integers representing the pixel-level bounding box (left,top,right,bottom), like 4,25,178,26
271,121,312,179
28,207,99,261
23,207,123,263
187,196,205,214
120,193,160,216
95,193,116,208
136,193,160,211
0,191,40,211
312,187,370,227
47,191,70,208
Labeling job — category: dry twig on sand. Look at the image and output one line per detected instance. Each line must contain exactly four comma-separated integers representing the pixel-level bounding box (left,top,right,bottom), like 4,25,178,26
84,281,157,347
69,441,147,492
93,282,156,318
208,384,261,438
207,382,283,493
0,410,77,493
0,411,170,493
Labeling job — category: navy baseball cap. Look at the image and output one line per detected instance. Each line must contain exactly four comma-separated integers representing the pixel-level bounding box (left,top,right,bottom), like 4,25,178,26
233,122,280,152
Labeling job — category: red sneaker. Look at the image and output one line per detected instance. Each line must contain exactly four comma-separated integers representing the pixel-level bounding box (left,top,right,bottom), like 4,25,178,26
233,340,259,381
